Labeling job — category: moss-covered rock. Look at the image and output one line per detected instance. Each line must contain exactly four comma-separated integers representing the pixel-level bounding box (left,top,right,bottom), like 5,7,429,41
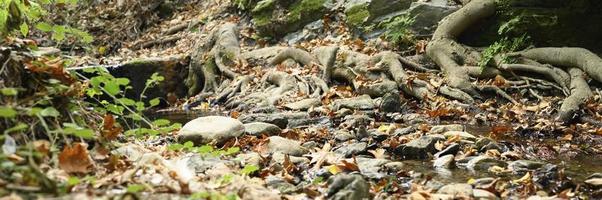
343,0,412,27
251,0,329,38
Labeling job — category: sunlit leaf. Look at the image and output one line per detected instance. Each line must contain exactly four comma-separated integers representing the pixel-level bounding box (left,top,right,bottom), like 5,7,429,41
0,106,17,118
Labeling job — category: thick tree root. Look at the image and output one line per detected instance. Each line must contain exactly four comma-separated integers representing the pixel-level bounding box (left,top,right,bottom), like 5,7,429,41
558,68,592,122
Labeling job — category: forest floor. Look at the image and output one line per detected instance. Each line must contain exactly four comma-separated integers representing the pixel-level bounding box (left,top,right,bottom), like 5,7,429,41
2,0,602,199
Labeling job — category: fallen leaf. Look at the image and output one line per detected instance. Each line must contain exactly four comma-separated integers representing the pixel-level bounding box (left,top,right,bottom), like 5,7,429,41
368,149,386,159
59,143,94,173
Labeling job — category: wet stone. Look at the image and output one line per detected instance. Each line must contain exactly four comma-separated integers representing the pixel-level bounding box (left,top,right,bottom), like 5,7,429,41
356,157,390,179
335,142,368,157
244,122,281,136
396,134,445,159
378,93,403,113
267,136,308,156
437,183,473,196
433,154,455,169
509,160,545,175
327,174,371,200
466,156,508,171
178,116,245,145
434,143,460,158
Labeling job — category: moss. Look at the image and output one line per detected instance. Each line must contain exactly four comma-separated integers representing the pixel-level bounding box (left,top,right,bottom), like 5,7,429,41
286,0,327,23
251,0,276,27
345,4,370,26
251,0,275,13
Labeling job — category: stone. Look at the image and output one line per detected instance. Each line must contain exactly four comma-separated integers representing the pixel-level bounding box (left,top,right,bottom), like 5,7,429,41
334,130,355,142
393,126,415,136
429,124,463,134
335,142,368,157
437,183,473,196
244,122,282,136
378,93,403,113
396,134,445,159
236,152,263,168
251,0,331,38
508,160,545,174
266,175,299,194
283,98,322,110
272,152,310,165
178,116,244,145
433,155,455,169
267,136,308,156
343,0,412,27
443,131,477,141
434,143,460,158
406,2,458,35
585,178,602,188
473,189,497,199
466,156,508,171
327,174,371,200
332,95,375,110
384,162,405,172
238,112,308,128
356,157,390,179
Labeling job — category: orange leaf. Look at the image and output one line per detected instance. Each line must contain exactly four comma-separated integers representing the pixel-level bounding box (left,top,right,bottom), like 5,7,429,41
102,114,122,140
59,143,94,173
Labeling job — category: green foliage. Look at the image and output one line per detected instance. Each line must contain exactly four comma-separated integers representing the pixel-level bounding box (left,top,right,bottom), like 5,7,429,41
381,14,415,48
240,165,259,176
0,0,93,44
478,15,530,71
167,142,241,158
190,191,239,200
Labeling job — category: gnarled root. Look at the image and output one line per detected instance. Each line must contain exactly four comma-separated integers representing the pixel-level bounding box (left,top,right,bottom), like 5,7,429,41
558,68,592,122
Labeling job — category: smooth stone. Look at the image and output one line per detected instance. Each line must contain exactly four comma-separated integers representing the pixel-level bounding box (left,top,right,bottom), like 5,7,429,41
443,131,477,141
396,134,445,159
272,152,310,165
244,122,281,136
267,136,308,156
434,143,460,158
585,178,602,187
473,189,498,199
335,142,368,157
430,124,463,134
335,130,355,142
437,183,473,196
326,174,371,200
332,94,375,110
356,157,391,179
384,162,405,172
236,152,263,168
508,160,545,174
178,116,244,145
265,175,299,194
466,156,508,171
433,155,455,169
283,98,321,110
378,93,403,113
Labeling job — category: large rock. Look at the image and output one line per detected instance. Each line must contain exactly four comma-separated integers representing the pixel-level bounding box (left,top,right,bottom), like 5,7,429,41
283,98,322,110
437,183,473,196
327,174,371,200
433,155,455,169
396,134,445,159
239,112,308,128
251,0,333,38
332,95,375,110
406,2,458,35
356,157,391,179
267,136,308,156
343,0,412,27
465,156,508,171
244,122,282,136
178,116,244,145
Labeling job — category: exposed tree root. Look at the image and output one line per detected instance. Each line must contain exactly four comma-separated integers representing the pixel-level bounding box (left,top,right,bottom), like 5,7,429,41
558,68,592,122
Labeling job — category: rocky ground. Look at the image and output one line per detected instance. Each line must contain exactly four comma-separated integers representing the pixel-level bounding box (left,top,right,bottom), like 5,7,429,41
5,0,602,199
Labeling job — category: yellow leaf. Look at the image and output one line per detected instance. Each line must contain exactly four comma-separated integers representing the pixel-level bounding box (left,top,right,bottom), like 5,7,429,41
328,165,341,175
512,172,532,184
467,178,476,184
378,125,389,133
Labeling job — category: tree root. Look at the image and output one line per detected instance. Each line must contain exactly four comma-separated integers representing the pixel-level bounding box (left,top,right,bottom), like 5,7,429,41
558,68,592,122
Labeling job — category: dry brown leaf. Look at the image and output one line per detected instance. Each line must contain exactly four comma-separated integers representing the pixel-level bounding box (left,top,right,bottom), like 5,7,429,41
59,143,94,173
102,114,122,140
368,148,386,159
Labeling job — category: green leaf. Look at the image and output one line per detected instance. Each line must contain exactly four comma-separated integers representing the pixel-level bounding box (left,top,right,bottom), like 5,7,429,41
152,119,170,127
39,107,60,117
197,145,214,154
183,141,194,149
35,22,52,32
118,98,136,106
51,25,66,41
4,123,27,134
0,88,18,96
114,78,130,86
149,98,160,107
67,177,81,186
126,184,145,193
225,147,240,155
103,81,121,96
19,22,28,37
167,143,184,151
240,165,259,176
0,106,17,118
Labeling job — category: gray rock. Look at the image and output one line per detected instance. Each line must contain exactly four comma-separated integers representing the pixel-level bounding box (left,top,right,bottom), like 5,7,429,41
384,162,405,172
267,136,308,156
335,130,355,142
585,178,602,188
244,122,281,136
239,112,308,128
429,124,463,134
113,144,145,162
332,95,375,110
508,160,545,174
466,156,508,171
356,157,390,179
186,155,231,173
283,98,322,110
434,143,460,158
393,126,415,136
335,142,368,157
437,183,473,196
327,174,371,200
473,189,497,199
378,93,403,113
178,116,244,145
433,155,455,169
443,131,477,141
266,175,299,194
343,0,412,26
400,113,426,124
397,134,445,159
406,2,458,35
302,141,318,149
236,152,263,168
272,152,310,165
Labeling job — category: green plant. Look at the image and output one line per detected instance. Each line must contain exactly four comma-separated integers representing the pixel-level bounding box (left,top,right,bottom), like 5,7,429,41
168,142,241,158
381,14,415,48
478,15,530,71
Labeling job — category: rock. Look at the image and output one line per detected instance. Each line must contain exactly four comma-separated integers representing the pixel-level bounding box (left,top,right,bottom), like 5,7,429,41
178,116,244,145
282,20,323,45
186,155,231,173
239,112,308,128
406,2,458,35
437,183,473,196
327,174,371,200
585,178,602,188
466,156,508,171
508,160,545,174
236,152,263,168
378,93,403,113
302,141,318,149
113,144,146,162
384,162,405,172
434,143,460,158
266,175,299,194
244,122,282,136
335,142,368,157
473,189,497,199
332,95,375,110
356,157,390,179
443,131,477,141
393,126,415,136
471,177,496,189
283,98,322,110
429,124,463,134
335,130,355,142
272,152,310,165
400,113,426,124
267,136,308,156
396,134,445,159
433,155,455,169
251,0,331,38
476,138,504,152
343,0,412,27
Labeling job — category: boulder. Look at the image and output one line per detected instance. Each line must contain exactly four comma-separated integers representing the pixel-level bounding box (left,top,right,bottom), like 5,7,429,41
267,136,308,156
244,122,282,136
178,116,244,145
